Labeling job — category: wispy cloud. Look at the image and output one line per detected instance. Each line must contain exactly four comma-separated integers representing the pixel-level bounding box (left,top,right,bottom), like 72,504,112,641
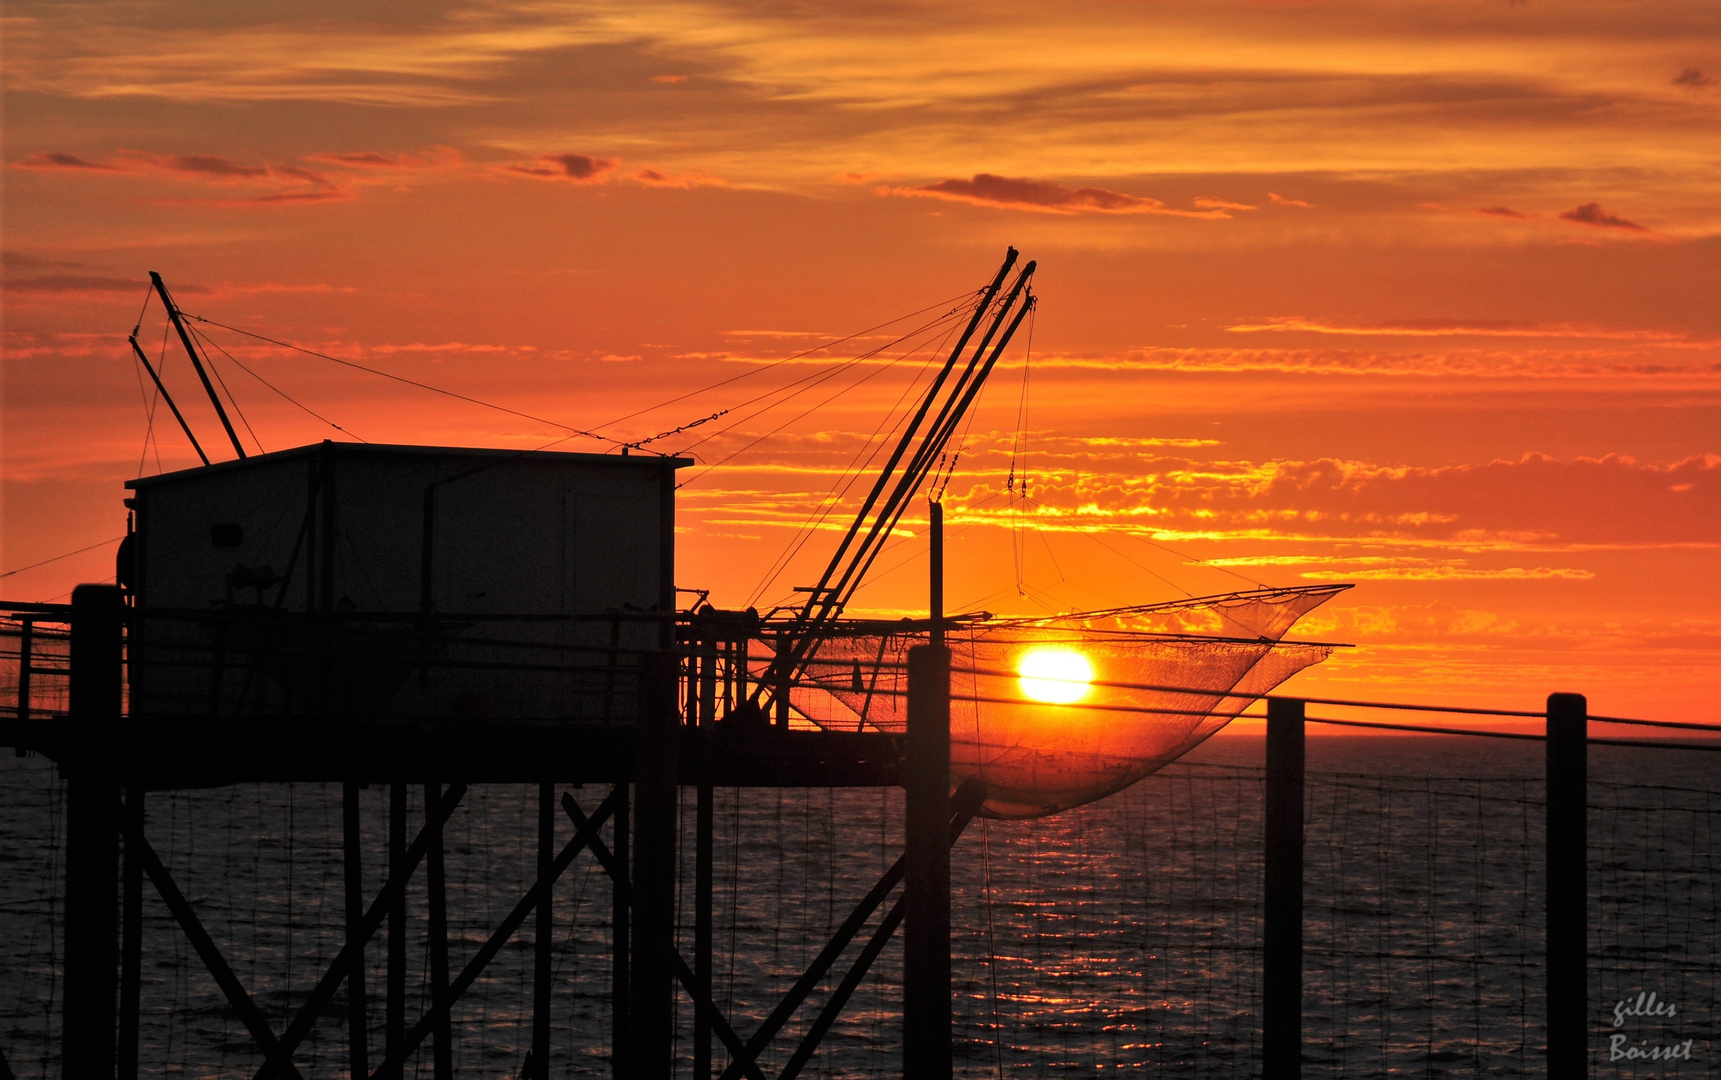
883,174,1227,217
1299,566,1594,581
13,152,122,171
1558,202,1647,232
1223,316,1688,342
504,153,618,182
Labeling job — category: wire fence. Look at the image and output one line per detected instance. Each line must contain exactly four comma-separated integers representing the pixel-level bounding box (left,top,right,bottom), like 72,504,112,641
3,739,1714,1078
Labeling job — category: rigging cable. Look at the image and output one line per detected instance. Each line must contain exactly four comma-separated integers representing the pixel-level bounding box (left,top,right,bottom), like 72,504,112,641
0,537,127,580
594,290,980,433
181,314,620,448
191,333,266,455
672,302,976,467
1010,304,1035,596
746,318,967,607
189,324,368,442
675,307,975,489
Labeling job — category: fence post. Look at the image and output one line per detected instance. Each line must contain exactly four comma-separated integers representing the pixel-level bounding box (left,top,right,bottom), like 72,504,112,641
1547,692,1587,1076
631,652,680,1080
1264,696,1305,1080
64,584,125,1079
903,642,952,1080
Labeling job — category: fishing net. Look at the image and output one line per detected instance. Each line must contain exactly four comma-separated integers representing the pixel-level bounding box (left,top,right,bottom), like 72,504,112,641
793,585,1346,818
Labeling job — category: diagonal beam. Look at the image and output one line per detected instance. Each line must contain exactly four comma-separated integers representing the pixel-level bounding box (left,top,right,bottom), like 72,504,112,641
777,779,984,1080
781,893,906,1080
368,790,617,1080
561,793,769,1080
715,777,986,1080
120,807,306,1080
255,782,469,1080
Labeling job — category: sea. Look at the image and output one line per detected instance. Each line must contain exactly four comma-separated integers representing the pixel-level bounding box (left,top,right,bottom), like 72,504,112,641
1,735,1715,1078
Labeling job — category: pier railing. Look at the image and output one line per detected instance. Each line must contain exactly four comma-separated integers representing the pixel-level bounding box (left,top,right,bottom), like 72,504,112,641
0,593,1716,1077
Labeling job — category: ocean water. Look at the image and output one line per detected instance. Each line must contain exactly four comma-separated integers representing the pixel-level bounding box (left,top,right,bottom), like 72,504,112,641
0,735,1714,1077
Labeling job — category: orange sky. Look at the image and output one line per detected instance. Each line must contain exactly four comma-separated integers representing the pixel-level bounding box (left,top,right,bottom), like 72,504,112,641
3,1,1718,726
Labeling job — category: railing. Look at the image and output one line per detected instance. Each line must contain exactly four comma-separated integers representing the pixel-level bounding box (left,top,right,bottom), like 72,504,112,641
1,592,1717,1076
0,603,73,725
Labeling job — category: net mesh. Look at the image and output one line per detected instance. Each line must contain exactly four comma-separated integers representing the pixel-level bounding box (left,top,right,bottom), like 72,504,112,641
794,585,1346,818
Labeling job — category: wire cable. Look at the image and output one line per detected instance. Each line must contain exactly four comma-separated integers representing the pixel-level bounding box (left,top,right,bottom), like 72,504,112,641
189,325,368,442
594,290,980,432
0,536,126,580
182,314,619,447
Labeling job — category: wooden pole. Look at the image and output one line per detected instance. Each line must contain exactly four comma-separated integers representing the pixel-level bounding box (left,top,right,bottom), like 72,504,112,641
695,783,714,1080
386,785,406,1056
903,640,952,1080
611,783,630,1080
342,783,368,1080
695,628,717,1079
1263,696,1305,1080
534,781,555,1079
631,653,680,1080
15,618,31,725
64,583,124,1079
904,495,952,1080
1547,692,1587,1077
118,786,144,1080
427,784,453,1079
149,271,246,459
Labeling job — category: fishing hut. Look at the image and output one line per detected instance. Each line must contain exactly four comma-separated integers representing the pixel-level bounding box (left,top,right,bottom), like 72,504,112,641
5,248,1498,1078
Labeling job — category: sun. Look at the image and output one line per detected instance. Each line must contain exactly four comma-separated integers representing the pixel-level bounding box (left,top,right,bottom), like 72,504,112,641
1016,647,1095,704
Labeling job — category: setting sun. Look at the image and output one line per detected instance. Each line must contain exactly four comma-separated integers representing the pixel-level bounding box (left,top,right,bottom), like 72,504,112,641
1017,648,1096,705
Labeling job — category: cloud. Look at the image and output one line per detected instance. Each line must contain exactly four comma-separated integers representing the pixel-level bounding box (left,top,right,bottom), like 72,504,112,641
633,166,726,188
1298,566,1594,581
883,174,1226,217
306,148,461,170
1558,202,1646,232
650,74,688,84
505,153,618,182
159,154,269,179
1194,197,1256,211
1267,192,1312,207
1222,315,1687,342
1673,68,1712,88
13,152,121,171
14,149,353,205
4,274,198,295
1477,205,1532,219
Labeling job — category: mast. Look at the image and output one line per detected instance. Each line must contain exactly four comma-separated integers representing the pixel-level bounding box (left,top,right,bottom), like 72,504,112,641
128,334,211,466
150,271,247,459
758,251,1036,713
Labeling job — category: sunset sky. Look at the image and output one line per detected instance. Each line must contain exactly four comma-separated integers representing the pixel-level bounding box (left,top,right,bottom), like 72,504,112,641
3,1,1717,725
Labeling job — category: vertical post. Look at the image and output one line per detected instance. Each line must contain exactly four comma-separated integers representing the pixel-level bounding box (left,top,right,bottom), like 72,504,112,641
343,782,369,1080
612,784,630,1080
16,618,33,724
534,781,555,1079
64,583,124,1079
118,786,144,1080
1547,693,1588,1077
928,500,943,645
1263,696,1305,1080
386,784,406,1056
631,654,680,1080
694,625,715,1079
694,783,714,1080
903,642,952,1080
698,637,717,730
426,783,453,1080
774,635,791,729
